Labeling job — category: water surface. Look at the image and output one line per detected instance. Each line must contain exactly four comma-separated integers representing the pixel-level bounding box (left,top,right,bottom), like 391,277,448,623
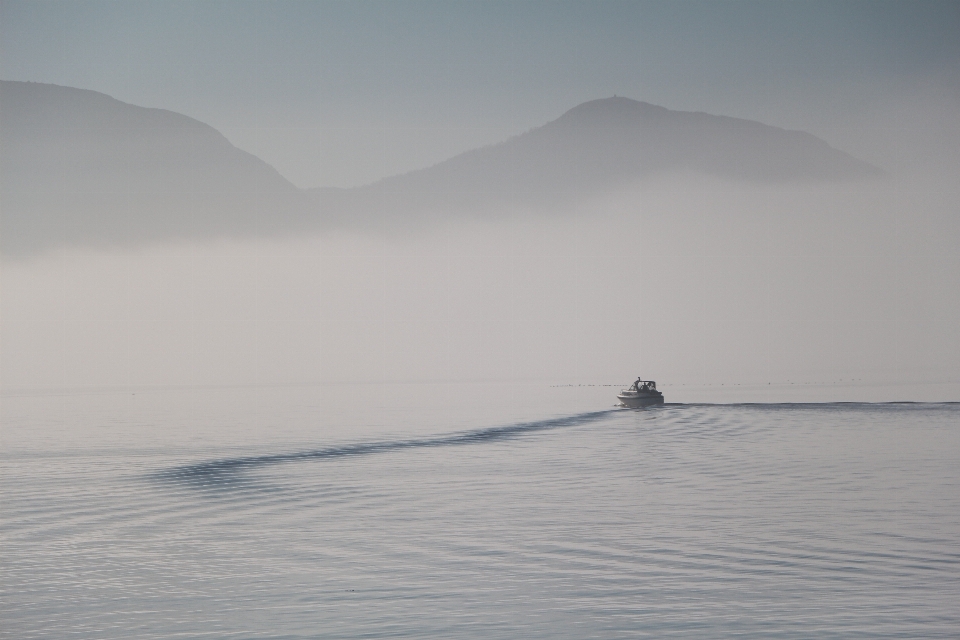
3,384,958,638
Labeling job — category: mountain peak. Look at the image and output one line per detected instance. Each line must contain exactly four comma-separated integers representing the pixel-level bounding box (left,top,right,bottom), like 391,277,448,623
2,82,883,256
359,96,881,196
554,96,670,126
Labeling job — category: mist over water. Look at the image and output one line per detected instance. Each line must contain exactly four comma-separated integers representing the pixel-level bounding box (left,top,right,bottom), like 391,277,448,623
4,145,957,636
3,172,957,398
5,168,958,636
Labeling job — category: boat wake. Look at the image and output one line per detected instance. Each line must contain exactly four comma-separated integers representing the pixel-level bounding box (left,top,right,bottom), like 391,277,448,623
155,409,616,490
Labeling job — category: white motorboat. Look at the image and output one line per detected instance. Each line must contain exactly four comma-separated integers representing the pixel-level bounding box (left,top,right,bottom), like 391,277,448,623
617,378,664,407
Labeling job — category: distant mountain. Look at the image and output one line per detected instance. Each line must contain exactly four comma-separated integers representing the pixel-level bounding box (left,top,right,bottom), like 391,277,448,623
1,83,881,256
1,81,311,256
310,97,882,224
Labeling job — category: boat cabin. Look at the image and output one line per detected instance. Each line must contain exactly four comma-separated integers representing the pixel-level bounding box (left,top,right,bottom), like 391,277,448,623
629,379,657,393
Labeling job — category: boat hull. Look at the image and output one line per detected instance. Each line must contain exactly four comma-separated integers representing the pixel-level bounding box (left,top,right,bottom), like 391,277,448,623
617,393,664,408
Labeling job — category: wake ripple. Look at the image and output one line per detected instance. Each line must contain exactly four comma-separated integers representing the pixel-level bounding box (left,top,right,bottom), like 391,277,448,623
156,409,616,489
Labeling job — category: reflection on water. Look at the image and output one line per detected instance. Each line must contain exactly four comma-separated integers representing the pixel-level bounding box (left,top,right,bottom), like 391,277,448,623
2,385,959,639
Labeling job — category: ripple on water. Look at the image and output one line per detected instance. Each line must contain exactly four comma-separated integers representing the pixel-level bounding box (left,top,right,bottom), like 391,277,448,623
2,402,959,638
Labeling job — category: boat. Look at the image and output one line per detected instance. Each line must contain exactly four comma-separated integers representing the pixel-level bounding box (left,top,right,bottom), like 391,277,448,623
617,378,664,407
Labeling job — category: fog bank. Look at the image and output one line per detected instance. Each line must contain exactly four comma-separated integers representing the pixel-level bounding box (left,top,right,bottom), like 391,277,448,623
3,173,957,402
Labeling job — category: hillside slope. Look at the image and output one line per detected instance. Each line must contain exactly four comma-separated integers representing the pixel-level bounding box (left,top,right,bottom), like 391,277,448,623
1,84,882,255
1,81,311,256
310,97,881,223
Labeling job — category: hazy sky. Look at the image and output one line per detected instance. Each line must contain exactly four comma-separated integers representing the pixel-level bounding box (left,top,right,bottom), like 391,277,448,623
3,0,958,188
2,1,959,398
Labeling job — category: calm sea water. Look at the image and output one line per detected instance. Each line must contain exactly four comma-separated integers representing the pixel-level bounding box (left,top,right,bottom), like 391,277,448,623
2,383,959,639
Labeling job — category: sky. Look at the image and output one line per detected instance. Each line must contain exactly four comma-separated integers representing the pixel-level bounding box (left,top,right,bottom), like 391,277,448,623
3,0,959,188
2,1,958,398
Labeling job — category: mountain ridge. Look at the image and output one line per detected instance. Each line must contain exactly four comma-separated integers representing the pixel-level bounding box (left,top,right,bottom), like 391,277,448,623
307,95,881,225
336,96,879,189
1,82,882,256
1,80,311,256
